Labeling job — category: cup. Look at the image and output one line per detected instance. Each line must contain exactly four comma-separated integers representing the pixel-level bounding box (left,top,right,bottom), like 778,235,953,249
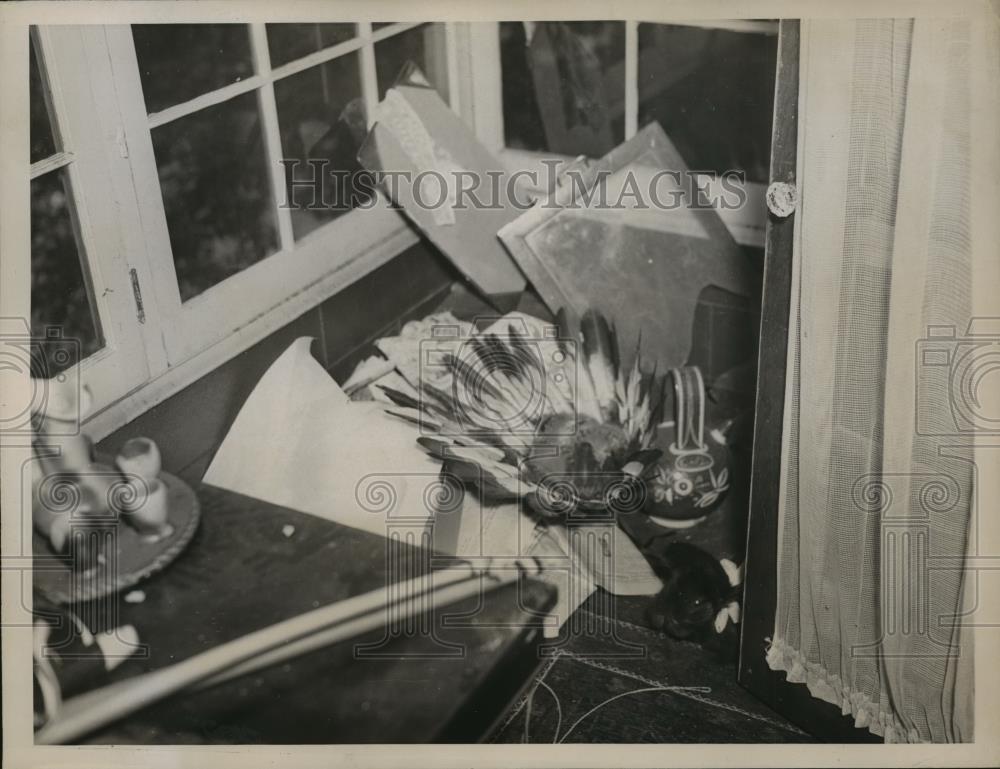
122,478,171,539
115,438,162,483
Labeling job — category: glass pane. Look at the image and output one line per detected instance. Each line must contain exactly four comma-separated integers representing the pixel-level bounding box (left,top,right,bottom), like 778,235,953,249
274,53,369,241
266,24,356,68
150,91,279,301
500,21,625,157
375,23,449,101
637,24,777,183
31,169,103,376
372,23,396,31
132,24,254,114
30,36,58,163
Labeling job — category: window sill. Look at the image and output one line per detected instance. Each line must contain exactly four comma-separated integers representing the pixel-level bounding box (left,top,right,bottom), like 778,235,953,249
84,215,417,440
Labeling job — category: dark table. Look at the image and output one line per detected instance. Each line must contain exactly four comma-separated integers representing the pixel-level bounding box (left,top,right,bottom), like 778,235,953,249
59,484,556,744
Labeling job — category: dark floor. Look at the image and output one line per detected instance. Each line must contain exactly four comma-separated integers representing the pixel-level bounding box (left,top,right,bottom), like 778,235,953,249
483,460,810,743
488,600,812,743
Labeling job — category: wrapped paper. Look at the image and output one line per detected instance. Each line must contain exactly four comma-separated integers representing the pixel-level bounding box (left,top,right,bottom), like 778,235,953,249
204,338,442,539
205,336,661,638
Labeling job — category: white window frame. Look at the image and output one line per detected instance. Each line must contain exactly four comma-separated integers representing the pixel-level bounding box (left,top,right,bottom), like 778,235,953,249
35,22,460,438
106,22,459,368
31,20,775,439
32,26,152,410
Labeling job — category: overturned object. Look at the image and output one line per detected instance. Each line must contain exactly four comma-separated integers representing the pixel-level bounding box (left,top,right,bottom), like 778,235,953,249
358,65,526,298
380,309,666,521
498,122,754,372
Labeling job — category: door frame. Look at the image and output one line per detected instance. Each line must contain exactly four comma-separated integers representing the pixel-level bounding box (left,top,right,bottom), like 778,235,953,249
736,19,880,743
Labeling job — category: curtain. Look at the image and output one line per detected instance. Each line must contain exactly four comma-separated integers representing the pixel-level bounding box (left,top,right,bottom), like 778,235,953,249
767,16,1000,743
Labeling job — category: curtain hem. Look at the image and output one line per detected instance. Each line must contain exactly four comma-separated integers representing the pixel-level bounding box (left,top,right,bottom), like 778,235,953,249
765,636,924,744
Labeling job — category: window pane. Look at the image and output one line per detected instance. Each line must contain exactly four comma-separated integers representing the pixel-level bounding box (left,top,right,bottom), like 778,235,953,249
132,24,254,114
150,91,279,302
500,21,625,157
372,23,396,31
30,36,57,163
637,24,777,183
274,53,369,241
375,23,449,101
266,24,356,68
31,169,103,375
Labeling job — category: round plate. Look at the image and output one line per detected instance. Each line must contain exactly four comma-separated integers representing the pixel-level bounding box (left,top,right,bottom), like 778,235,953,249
33,471,200,604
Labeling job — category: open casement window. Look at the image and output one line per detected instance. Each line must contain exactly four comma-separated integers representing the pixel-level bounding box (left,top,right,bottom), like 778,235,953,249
31,26,150,408
104,21,451,383
32,20,776,437
31,23,455,436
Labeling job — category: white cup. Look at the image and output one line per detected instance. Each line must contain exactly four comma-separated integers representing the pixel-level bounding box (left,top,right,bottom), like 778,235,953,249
115,437,162,483
123,478,170,539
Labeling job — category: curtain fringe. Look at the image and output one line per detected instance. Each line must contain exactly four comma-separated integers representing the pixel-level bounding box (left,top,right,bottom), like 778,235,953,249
765,637,924,744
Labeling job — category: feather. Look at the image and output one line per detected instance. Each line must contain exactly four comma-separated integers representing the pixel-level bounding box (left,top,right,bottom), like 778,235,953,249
446,353,505,403
554,307,574,358
482,333,519,376
445,459,519,497
377,385,422,410
505,322,548,385
416,437,516,478
579,310,619,420
451,435,509,462
384,408,441,432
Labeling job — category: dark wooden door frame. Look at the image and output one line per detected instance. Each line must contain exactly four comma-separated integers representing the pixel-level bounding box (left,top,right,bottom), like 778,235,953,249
736,19,879,743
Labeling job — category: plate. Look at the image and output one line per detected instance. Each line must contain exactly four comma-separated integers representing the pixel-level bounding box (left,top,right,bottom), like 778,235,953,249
33,470,200,604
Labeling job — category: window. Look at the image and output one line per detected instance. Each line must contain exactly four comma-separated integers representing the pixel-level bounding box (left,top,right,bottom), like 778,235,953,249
30,35,103,373
111,22,451,370
27,20,773,437
29,27,150,408
29,23,453,435
493,20,778,245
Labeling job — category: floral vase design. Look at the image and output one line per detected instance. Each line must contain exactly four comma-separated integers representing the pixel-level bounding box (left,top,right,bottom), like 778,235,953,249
644,366,731,529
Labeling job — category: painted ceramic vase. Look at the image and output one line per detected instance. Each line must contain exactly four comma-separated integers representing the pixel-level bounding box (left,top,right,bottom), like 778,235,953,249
643,366,731,529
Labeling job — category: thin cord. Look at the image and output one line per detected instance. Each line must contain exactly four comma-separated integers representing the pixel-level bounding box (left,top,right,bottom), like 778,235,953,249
522,684,534,742
538,679,562,743
558,686,686,743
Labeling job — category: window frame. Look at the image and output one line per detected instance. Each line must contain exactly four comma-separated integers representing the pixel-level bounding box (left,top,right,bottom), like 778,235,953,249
101,21,447,370
31,20,774,439
32,25,152,410
35,22,460,438
472,19,776,249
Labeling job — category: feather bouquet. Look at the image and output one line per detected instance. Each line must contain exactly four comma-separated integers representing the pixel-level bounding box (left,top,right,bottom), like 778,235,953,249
380,310,667,522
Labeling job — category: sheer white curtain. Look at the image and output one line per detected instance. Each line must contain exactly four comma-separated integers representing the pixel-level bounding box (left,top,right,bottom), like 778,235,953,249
766,15,999,743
